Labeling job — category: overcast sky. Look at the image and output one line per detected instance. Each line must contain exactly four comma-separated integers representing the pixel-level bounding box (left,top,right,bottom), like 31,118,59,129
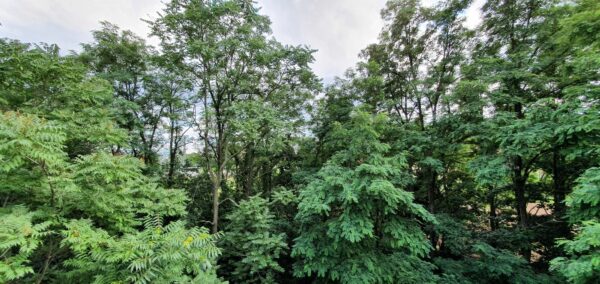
0,0,482,82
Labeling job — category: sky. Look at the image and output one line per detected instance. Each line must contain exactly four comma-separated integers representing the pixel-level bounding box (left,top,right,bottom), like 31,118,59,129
0,0,483,83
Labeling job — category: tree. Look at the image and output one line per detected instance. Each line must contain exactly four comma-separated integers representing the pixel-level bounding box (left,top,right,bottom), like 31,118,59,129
293,110,437,283
2,0,600,282
61,217,222,284
434,215,557,283
142,57,195,186
219,195,287,283
81,22,163,167
0,206,51,283
0,39,126,157
550,168,600,283
149,0,318,232
474,0,557,230
0,39,221,283
356,0,473,221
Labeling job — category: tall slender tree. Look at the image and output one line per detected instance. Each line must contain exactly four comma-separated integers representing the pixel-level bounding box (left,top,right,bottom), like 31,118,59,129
150,0,318,232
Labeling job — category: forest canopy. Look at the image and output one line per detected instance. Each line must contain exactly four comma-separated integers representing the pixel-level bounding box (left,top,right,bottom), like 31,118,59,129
0,0,599,283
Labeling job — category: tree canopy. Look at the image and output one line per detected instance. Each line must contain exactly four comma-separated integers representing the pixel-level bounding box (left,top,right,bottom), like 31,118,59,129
0,0,599,283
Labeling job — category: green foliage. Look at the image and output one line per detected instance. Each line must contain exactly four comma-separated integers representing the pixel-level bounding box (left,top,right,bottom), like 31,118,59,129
2,0,600,282
551,221,600,284
551,167,600,283
0,111,66,174
220,195,287,283
0,206,51,282
0,107,217,283
149,0,320,233
0,111,69,214
0,39,126,155
436,242,556,284
434,216,557,284
469,156,510,189
0,33,219,283
565,168,600,223
80,21,164,165
61,217,222,284
293,110,437,283
67,153,189,233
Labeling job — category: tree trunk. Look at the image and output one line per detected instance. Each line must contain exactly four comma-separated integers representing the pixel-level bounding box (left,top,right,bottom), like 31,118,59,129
552,148,570,239
428,169,438,251
167,118,176,187
513,161,531,262
167,149,177,187
514,168,528,228
552,149,566,215
211,174,221,233
513,102,528,227
211,134,225,234
242,143,255,197
428,170,436,213
262,164,273,195
489,191,498,231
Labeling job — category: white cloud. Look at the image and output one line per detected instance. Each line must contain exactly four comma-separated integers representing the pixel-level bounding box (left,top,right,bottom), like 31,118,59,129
0,0,162,51
464,0,484,29
0,0,482,82
258,0,386,82
0,0,387,81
